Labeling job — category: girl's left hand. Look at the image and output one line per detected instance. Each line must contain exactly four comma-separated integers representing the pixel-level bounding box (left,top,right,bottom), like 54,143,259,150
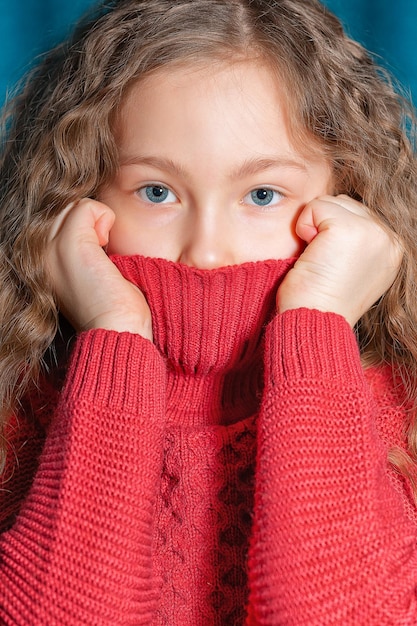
277,194,403,326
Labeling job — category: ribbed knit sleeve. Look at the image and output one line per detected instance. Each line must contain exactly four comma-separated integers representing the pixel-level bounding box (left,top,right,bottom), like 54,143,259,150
247,308,417,625
0,329,166,625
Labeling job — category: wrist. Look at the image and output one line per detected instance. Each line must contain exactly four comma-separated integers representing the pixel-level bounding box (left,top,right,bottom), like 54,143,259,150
83,312,153,341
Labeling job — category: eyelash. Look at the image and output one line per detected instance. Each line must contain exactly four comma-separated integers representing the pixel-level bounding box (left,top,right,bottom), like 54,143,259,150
243,188,284,208
137,184,178,204
136,184,285,207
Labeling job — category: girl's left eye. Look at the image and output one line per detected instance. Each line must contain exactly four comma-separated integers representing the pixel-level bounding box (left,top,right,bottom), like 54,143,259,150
137,185,177,204
244,188,284,207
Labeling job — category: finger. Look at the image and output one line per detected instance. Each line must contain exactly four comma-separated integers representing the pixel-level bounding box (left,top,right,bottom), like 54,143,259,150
295,194,369,244
295,196,337,244
330,194,369,217
48,198,115,244
294,207,319,244
95,210,116,247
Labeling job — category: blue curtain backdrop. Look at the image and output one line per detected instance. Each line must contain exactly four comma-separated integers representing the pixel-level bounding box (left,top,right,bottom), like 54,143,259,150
0,0,417,106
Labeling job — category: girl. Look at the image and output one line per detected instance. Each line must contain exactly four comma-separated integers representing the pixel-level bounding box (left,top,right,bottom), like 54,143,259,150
0,0,416,623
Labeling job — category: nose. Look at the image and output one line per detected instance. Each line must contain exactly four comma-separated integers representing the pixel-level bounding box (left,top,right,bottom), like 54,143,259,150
179,208,235,269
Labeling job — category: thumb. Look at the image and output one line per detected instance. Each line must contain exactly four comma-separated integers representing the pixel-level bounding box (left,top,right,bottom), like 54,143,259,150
94,207,116,247
295,202,319,245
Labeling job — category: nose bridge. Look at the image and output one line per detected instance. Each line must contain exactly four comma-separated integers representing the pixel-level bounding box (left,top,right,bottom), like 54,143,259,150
180,200,234,269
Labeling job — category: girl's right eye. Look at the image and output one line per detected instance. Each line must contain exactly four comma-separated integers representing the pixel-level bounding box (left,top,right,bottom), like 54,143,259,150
137,185,177,204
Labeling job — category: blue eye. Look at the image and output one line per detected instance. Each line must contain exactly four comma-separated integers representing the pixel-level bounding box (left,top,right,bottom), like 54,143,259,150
244,188,283,207
138,185,177,204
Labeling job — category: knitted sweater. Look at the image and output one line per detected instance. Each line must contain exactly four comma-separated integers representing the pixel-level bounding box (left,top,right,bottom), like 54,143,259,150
0,255,417,625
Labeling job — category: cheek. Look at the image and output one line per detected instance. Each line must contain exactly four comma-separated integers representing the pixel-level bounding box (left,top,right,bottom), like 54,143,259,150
106,228,132,256
270,230,305,259
261,210,306,260
106,213,181,260
289,212,306,256
106,215,144,256
290,232,307,257
237,221,305,262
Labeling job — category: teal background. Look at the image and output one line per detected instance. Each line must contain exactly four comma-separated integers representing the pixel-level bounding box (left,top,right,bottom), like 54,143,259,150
1,0,417,105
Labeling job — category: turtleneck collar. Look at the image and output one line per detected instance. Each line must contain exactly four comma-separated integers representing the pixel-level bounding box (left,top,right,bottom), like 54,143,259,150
111,255,294,425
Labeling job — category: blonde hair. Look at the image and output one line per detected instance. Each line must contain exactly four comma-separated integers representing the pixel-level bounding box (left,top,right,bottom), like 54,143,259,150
1,0,417,484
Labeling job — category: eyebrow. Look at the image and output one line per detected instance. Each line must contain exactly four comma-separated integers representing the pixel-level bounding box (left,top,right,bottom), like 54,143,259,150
230,156,307,178
118,154,307,179
119,155,189,178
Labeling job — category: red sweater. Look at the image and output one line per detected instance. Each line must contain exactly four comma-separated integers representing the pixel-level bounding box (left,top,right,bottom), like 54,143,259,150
1,255,417,625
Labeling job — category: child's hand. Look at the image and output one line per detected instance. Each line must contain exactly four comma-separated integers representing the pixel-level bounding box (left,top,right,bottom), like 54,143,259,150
47,199,153,340
277,194,403,327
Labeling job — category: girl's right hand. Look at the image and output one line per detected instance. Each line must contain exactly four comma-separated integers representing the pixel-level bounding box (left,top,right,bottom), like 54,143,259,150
47,198,153,340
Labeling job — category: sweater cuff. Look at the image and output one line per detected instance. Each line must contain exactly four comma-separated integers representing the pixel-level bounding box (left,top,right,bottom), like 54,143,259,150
266,308,364,383
61,329,166,416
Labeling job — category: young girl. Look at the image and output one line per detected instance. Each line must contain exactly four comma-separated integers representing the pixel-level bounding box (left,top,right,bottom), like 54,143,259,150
0,0,416,623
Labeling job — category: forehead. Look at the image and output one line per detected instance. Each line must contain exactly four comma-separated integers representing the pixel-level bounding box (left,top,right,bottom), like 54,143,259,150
119,60,285,131
118,57,280,118
118,61,280,153
116,57,326,162
113,57,330,185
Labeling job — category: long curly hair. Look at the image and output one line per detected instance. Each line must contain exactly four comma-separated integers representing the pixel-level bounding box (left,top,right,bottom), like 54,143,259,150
1,0,417,484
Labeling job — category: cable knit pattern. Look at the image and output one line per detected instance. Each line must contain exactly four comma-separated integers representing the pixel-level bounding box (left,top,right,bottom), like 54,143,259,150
1,255,417,625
